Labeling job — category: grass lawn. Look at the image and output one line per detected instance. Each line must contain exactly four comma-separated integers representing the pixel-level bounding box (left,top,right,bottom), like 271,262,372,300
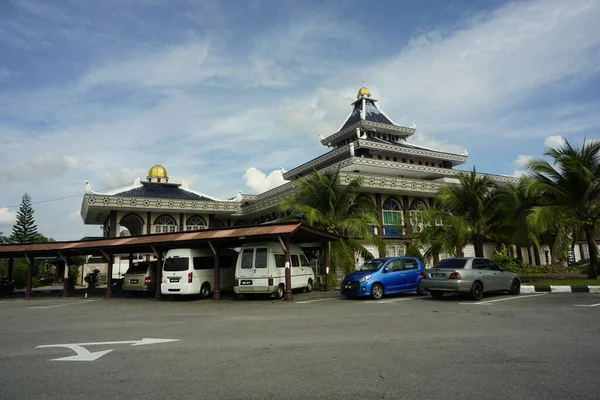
522,279,600,286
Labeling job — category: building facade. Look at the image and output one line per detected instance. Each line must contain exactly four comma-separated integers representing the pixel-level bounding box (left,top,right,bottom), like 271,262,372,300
80,87,594,267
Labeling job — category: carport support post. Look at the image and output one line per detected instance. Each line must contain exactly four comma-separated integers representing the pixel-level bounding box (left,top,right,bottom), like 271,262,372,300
58,252,69,297
210,242,221,301
103,252,113,298
323,243,331,291
7,257,14,281
153,247,162,300
24,254,33,300
284,236,293,301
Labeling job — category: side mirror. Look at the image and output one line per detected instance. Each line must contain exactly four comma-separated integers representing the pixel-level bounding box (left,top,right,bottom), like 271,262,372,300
383,267,391,273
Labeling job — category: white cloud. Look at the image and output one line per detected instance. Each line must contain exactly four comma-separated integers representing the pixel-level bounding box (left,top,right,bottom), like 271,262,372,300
544,135,566,149
68,209,81,222
1,155,83,182
407,132,465,155
511,170,528,178
514,155,534,168
0,207,17,224
243,167,287,194
348,0,600,134
98,168,146,189
0,68,11,81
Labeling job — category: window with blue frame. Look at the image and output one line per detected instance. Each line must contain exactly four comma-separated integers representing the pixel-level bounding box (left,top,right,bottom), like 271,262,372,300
382,198,403,236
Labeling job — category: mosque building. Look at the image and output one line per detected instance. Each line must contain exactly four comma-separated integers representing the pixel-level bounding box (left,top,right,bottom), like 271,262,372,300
81,87,580,268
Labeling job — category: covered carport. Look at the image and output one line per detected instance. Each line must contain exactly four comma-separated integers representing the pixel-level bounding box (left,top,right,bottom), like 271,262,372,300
0,223,339,301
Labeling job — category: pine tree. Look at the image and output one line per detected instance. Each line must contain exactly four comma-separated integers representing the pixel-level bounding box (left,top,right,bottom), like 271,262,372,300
11,193,38,244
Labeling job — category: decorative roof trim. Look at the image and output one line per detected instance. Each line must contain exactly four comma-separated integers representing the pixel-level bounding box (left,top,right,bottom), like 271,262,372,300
83,194,242,214
283,140,468,180
321,120,415,145
356,140,467,163
282,146,350,180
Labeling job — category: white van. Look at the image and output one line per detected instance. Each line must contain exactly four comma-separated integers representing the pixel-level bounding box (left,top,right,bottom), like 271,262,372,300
233,242,315,299
161,248,237,298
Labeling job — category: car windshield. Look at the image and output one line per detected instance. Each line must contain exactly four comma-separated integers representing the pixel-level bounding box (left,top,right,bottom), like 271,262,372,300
163,257,189,272
126,263,149,274
434,258,467,269
356,259,384,272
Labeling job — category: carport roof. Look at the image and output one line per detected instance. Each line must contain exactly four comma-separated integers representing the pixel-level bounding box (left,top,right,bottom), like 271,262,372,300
0,223,340,258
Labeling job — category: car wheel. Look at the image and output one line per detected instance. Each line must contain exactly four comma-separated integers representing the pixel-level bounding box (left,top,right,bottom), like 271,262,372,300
509,279,520,295
470,282,483,301
276,284,284,299
200,283,211,299
416,281,428,296
430,290,444,299
305,279,313,293
370,283,384,300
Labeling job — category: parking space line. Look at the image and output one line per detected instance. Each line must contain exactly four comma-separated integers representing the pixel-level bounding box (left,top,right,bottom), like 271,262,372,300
296,297,344,304
29,299,101,309
366,297,424,304
460,293,547,305
574,303,600,307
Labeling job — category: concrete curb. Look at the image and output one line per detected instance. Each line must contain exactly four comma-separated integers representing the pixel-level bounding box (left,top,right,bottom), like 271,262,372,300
521,285,600,293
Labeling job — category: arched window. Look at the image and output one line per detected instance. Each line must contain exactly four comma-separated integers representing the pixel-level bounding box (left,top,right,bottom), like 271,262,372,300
155,215,177,233
186,215,207,231
119,213,144,236
233,220,248,227
382,198,403,237
211,219,225,228
409,199,428,234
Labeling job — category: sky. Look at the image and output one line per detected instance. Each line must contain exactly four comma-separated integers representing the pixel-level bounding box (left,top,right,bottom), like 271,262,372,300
0,0,599,241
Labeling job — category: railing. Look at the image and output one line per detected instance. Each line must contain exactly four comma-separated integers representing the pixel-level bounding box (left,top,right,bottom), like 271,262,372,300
382,225,402,237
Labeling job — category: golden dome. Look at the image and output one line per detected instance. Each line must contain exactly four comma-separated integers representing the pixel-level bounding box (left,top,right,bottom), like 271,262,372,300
148,164,168,179
357,86,371,98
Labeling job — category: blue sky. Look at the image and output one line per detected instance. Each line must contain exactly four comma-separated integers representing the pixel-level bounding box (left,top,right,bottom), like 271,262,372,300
0,0,599,240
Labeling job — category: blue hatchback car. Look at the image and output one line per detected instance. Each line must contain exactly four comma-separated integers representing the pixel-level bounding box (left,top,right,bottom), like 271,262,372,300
340,256,427,300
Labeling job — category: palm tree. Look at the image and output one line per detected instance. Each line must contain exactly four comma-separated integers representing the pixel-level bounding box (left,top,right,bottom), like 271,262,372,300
525,139,600,278
424,168,511,258
418,207,471,262
279,169,385,282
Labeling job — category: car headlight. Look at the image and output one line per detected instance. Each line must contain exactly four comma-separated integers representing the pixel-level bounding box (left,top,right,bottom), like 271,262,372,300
359,274,372,283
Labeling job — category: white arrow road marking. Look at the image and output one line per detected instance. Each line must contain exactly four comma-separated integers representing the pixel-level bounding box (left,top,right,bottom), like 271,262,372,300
36,338,180,361
574,303,600,307
459,293,547,305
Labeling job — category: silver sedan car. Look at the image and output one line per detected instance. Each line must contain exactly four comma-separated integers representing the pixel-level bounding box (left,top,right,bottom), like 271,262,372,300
421,257,520,301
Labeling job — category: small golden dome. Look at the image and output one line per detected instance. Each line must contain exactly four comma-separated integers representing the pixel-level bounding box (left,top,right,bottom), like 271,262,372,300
357,86,371,98
148,164,168,179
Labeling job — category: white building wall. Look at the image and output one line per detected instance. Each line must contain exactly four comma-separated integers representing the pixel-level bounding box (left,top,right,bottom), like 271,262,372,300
482,244,496,259
540,245,551,265
463,244,475,258
573,246,582,262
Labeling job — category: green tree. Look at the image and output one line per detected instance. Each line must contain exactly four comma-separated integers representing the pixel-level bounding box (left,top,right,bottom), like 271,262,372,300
0,231,7,244
418,207,471,260
279,169,385,278
419,168,510,258
10,193,38,244
525,139,600,278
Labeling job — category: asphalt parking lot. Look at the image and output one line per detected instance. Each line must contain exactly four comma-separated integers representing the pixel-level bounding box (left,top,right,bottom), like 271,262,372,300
1,291,599,400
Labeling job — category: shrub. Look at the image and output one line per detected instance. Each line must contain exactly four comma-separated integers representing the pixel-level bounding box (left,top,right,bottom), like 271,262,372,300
12,262,29,289
68,266,79,291
405,244,425,266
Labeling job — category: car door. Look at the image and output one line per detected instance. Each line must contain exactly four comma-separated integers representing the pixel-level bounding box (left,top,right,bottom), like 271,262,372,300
399,258,420,290
471,258,494,291
485,260,510,291
290,254,303,289
381,260,402,293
